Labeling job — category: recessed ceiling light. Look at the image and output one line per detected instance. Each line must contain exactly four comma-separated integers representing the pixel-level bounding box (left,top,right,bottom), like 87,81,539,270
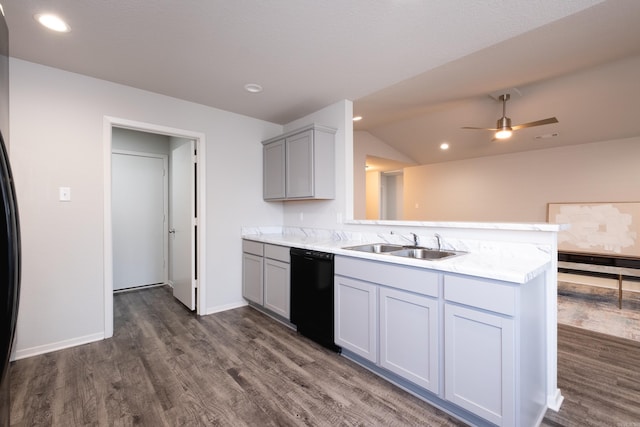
353,116,363,122
34,13,71,33
244,83,263,93
440,143,449,150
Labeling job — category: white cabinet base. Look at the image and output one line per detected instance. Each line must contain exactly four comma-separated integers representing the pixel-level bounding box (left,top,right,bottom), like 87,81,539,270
444,304,514,426
264,258,290,319
242,253,263,305
334,276,378,363
379,287,439,394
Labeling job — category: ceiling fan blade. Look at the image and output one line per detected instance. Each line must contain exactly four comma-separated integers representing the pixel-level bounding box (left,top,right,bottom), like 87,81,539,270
461,126,498,131
511,117,558,131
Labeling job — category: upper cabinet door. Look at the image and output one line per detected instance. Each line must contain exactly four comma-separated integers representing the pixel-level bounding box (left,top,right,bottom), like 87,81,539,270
262,124,335,201
263,138,286,200
285,130,314,198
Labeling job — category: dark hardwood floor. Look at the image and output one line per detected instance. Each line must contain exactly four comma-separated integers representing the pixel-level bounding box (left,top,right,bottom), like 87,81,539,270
541,325,640,426
9,285,640,426
10,286,464,426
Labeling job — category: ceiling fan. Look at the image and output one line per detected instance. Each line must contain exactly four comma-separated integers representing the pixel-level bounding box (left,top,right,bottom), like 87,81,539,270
462,94,558,140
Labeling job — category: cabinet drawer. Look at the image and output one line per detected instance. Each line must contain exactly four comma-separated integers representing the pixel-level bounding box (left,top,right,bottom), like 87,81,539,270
264,244,290,263
242,239,264,256
444,275,515,316
336,256,439,297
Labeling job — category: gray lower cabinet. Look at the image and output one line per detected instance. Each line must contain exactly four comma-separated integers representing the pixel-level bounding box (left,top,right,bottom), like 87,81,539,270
263,245,291,319
242,240,290,320
379,287,439,394
443,273,546,427
336,255,547,427
334,275,378,363
242,240,264,305
334,255,440,388
444,304,514,425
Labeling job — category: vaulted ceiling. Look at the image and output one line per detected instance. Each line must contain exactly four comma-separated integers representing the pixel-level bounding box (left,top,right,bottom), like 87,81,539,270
3,0,640,164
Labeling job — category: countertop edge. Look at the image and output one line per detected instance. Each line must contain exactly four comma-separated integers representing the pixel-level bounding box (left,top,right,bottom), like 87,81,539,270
242,234,550,285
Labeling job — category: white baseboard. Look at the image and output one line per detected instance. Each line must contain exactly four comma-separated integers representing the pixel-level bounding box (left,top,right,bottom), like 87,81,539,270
205,300,248,315
12,332,105,361
547,388,565,412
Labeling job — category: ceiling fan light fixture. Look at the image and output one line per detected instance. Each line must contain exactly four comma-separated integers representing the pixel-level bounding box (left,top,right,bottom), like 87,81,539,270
494,116,512,139
495,129,513,139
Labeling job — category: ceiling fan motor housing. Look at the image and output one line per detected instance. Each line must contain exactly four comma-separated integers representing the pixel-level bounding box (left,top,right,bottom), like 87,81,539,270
497,116,512,131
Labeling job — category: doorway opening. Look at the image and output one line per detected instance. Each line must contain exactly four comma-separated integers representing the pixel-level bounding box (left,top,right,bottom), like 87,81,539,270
103,117,207,339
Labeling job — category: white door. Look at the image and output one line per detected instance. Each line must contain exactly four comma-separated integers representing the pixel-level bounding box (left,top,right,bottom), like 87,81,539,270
170,139,196,310
112,152,167,290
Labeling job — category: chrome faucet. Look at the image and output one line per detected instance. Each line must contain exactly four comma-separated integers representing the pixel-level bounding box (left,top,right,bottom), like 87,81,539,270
390,231,420,247
434,233,442,251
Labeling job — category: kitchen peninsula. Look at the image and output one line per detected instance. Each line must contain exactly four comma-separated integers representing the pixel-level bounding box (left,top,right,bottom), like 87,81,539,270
242,221,564,427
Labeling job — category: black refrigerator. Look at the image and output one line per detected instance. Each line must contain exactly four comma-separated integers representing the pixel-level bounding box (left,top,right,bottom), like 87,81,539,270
0,7,20,426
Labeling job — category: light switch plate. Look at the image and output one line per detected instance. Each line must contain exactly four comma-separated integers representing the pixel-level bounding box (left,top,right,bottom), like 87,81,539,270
59,187,71,201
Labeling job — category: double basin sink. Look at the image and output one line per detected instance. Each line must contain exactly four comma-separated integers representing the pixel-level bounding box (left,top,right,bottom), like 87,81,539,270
342,243,465,261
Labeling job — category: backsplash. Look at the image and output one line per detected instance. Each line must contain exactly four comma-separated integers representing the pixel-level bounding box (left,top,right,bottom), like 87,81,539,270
241,224,556,262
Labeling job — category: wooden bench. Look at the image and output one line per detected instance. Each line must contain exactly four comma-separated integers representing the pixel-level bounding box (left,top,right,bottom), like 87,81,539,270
558,260,640,309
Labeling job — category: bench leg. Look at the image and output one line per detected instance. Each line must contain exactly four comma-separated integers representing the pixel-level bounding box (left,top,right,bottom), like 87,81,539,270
619,274,623,309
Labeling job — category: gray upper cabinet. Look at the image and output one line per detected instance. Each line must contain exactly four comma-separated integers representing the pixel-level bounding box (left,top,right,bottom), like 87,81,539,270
262,124,336,201
263,139,286,200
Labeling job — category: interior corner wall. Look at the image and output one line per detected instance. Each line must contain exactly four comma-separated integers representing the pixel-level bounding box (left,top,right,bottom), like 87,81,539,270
9,58,283,358
281,99,353,228
353,130,417,218
403,137,640,222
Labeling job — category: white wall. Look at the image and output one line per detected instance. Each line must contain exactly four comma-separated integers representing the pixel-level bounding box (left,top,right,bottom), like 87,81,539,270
403,137,640,222
282,100,353,228
365,170,380,219
9,59,283,357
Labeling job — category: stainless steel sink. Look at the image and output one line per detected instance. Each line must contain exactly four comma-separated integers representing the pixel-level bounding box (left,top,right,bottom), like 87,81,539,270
342,243,404,253
389,248,464,260
343,243,465,261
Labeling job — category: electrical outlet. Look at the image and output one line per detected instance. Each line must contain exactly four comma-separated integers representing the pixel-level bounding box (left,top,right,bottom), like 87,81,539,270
59,187,71,201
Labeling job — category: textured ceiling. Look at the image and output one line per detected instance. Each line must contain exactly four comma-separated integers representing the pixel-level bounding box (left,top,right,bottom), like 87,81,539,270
3,0,639,164
2,0,604,124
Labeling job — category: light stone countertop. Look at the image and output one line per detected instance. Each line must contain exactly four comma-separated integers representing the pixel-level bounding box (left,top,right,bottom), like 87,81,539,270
242,231,551,284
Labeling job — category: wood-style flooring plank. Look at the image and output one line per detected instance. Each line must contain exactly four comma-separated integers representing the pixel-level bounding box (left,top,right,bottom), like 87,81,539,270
12,285,639,426
542,324,640,426
10,286,464,426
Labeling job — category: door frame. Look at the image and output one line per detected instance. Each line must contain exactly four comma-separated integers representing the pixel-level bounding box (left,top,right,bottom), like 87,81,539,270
103,116,207,338
112,150,169,289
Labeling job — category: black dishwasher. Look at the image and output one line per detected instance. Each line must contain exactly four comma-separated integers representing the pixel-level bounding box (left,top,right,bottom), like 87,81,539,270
290,248,340,353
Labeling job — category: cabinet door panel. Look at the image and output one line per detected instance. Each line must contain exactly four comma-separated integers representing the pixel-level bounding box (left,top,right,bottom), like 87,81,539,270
445,304,514,426
380,288,439,393
242,253,263,305
285,130,314,198
264,258,290,319
334,276,378,362
263,139,286,200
